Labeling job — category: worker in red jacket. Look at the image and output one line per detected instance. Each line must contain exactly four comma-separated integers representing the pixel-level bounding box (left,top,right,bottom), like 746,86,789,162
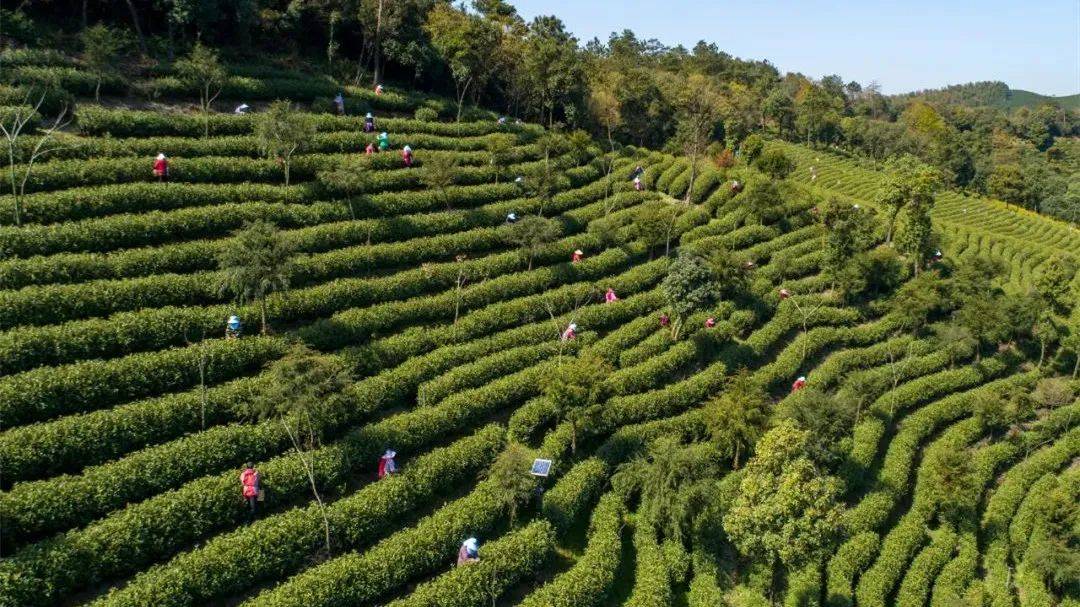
153,153,169,182
791,376,807,393
402,145,414,168
572,249,584,263
705,317,716,328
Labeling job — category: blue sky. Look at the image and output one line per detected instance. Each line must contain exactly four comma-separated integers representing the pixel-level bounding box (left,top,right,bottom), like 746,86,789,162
510,0,1079,97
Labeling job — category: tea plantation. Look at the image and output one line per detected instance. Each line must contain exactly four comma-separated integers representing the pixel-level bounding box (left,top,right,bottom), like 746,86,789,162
0,54,1077,607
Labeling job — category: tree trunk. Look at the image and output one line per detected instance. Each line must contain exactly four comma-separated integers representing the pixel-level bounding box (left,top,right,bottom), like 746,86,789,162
733,442,740,470
570,419,577,454
199,346,208,429
604,126,615,212
1073,355,1078,378
259,299,268,334
95,78,101,102
123,0,149,56
685,156,697,203
6,147,18,226
282,419,333,556
81,0,88,29
885,210,899,244
1038,342,1046,367
455,77,473,123
166,17,175,61
202,95,210,138
372,0,384,87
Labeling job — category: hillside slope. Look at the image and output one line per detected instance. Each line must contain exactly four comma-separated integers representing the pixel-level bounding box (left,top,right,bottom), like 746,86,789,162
773,140,1080,291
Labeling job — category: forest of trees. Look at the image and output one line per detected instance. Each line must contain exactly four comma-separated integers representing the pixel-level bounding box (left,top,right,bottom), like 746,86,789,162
3,0,1078,222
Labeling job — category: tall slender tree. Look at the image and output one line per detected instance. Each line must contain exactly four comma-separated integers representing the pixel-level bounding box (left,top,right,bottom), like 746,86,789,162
239,344,353,556
254,101,315,194
0,95,70,226
81,25,126,101
674,73,723,202
425,3,500,121
175,42,227,138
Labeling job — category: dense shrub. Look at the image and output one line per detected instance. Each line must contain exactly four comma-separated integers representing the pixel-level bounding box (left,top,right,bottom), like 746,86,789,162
0,336,285,427
845,360,1019,482
589,314,663,364
384,520,556,607
0,221,586,329
140,74,337,102
414,106,439,122
0,220,512,291
2,150,544,195
0,331,566,592
300,244,660,350
416,339,572,407
3,288,661,544
541,457,609,531
894,526,958,607
688,550,725,606
519,493,625,607
784,562,823,607
5,65,127,96
626,520,673,607
981,427,1080,607
0,129,529,171
76,106,537,138
826,531,880,607
928,532,978,607
0,216,645,374
0,374,265,484
854,517,927,607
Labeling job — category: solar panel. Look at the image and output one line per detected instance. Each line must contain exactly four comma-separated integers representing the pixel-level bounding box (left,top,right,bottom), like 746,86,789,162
530,458,552,477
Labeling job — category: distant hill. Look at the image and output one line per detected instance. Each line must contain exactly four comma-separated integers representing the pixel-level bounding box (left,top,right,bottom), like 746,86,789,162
1001,88,1080,111
892,81,1080,111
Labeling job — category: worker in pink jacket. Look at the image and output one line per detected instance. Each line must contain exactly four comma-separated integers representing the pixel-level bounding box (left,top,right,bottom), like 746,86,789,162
378,449,397,479
457,538,480,565
605,288,618,303
561,323,577,341
240,463,260,513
